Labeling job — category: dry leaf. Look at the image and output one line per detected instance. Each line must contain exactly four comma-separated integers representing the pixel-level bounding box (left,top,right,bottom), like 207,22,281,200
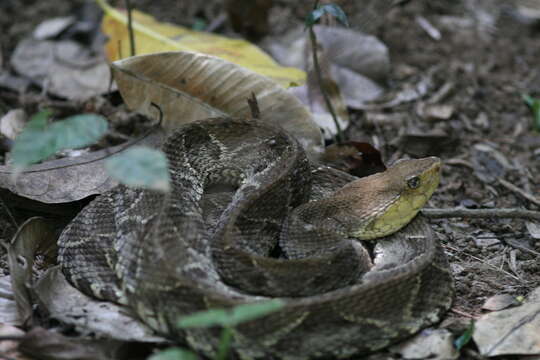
111,51,324,159
0,324,29,360
34,267,166,343
473,286,540,356
97,0,303,88
0,109,26,140
482,294,519,311
263,25,388,109
0,276,22,326
11,38,110,100
390,328,459,360
472,143,513,184
19,327,113,360
0,132,163,203
7,217,56,326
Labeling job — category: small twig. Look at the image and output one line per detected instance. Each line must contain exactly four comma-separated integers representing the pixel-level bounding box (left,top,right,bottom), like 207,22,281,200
498,177,540,207
247,92,261,120
124,0,136,57
307,1,344,144
206,13,227,32
443,243,524,283
422,208,540,221
450,307,479,319
444,158,475,169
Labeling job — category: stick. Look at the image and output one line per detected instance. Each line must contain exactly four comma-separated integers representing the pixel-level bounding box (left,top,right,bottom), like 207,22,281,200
422,208,540,221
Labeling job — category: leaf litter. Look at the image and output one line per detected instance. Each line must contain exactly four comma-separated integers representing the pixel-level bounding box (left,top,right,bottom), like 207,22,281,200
0,1,539,360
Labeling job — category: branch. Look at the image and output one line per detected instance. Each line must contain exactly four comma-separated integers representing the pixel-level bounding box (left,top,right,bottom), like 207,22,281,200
422,208,540,221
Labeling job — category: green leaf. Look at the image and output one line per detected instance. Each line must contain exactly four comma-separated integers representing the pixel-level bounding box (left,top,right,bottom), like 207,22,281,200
454,320,475,351
147,347,197,360
178,299,285,329
305,4,349,27
104,146,171,192
11,110,55,167
11,111,108,168
49,114,108,150
522,94,540,131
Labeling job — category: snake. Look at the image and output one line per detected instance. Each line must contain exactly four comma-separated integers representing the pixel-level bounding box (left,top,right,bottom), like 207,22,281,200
57,117,454,359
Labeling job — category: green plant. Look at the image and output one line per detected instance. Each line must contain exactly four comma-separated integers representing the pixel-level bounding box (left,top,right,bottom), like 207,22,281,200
11,110,108,170
523,94,540,131
454,320,475,351
149,300,284,360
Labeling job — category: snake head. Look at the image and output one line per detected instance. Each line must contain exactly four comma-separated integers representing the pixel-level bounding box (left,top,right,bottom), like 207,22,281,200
340,156,441,240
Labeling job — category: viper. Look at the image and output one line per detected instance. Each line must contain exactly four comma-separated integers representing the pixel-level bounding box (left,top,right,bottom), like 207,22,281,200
58,117,453,359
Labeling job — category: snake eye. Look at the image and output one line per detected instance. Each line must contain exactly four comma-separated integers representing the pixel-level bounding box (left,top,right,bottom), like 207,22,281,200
407,176,420,189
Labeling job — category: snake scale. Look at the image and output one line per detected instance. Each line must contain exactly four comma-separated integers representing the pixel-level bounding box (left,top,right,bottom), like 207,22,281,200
58,117,454,359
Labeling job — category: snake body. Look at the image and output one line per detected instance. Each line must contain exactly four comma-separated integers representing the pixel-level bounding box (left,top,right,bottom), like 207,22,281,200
58,118,453,359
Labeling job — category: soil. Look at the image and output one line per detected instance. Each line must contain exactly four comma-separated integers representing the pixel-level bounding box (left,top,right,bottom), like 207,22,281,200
0,0,539,359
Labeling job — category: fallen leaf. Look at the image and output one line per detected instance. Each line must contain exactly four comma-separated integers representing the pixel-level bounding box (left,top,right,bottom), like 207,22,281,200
263,25,388,109
0,108,26,140
0,324,29,360
471,143,513,184
390,328,459,360
526,221,540,239
0,276,22,326
111,51,324,159
394,131,456,158
33,16,75,40
472,231,500,248
482,294,519,311
97,0,303,88
366,74,434,109
7,217,57,327
34,267,166,343
19,327,112,360
0,132,163,203
11,38,110,100
473,286,540,356
417,103,454,121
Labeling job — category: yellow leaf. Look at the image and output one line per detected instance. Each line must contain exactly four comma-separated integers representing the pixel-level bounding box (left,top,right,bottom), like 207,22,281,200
96,0,305,88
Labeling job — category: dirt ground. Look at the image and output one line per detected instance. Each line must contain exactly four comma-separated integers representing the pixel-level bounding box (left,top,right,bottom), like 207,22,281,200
0,0,539,359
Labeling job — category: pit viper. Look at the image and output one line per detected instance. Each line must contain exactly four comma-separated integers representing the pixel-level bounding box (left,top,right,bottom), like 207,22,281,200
58,117,453,359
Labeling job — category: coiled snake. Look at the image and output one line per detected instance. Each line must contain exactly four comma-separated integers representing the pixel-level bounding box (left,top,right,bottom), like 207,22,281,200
58,117,453,359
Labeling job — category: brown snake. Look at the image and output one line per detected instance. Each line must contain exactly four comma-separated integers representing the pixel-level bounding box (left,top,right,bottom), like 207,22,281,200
58,117,454,359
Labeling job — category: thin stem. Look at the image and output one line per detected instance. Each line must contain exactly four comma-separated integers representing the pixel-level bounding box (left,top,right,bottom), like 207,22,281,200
124,0,136,57
308,26,344,144
216,327,233,360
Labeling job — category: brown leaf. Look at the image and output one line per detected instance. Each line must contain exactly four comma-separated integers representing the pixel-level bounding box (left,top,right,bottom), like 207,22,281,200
321,142,386,177
482,294,520,311
7,217,56,327
19,327,111,360
111,51,324,160
34,267,166,343
0,132,163,203
473,286,540,356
